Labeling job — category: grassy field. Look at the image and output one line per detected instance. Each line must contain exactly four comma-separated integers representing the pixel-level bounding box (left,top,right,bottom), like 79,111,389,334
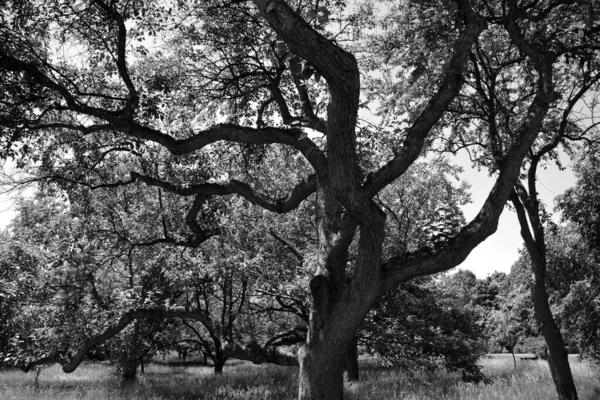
0,354,598,400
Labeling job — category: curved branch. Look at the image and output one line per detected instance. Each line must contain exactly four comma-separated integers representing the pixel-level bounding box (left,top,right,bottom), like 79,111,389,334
0,49,327,177
254,0,362,199
21,308,213,373
364,10,487,197
0,48,121,121
268,229,303,262
253,0,357,98
90,0,138,113
131,172,317,214
263,326,307,347
223,340,298,367
128,123,327,178
380,50,558,291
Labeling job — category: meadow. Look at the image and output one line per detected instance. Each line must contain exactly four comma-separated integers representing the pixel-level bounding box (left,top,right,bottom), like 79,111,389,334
0,354,598,400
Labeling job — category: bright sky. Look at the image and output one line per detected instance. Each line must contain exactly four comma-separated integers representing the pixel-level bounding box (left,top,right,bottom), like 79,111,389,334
0,193,16,229
0,163,18,230
455,150,575,278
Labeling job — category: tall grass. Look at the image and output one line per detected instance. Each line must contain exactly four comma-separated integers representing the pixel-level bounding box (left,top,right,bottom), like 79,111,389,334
346,355,599,400
0,354,597,400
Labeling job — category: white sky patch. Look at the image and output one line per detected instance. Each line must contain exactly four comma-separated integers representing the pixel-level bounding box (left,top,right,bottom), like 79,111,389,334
455,149,576,278
0,195,17,230
0,160,35,230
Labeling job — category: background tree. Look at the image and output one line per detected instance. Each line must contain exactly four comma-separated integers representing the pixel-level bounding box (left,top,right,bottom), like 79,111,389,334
558,151,600,259
1,180,306,376
0,192,185,380
487,261,535,368
0,231,44,363
556,153,600,363
433,2,600,397
361,277,490,383
357,158,490,382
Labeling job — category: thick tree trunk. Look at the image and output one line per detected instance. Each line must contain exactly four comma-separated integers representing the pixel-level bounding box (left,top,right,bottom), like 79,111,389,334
296,186,354,400
531,275,578,400
345,336,359,382
298,209,383,399
214,346,226,375
120,353,137,381
298,341,346,400
214,361,224,375
120,320,143,381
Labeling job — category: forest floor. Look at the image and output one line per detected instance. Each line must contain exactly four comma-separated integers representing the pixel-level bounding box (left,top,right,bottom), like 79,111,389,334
0,354,597,400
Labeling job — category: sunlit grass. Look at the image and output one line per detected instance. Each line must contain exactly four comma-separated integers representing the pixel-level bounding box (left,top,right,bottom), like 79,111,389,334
0,354,598,400
345,355,599,400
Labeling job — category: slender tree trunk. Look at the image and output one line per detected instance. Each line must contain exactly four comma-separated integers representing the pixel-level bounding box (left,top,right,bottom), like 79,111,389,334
531,274,578,400
345,336,359,382
511,347,516,369
526,247,578,400
512,190,579,400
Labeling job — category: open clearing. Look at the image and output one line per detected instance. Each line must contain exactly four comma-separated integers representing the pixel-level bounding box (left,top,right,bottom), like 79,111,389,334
0,354,597,400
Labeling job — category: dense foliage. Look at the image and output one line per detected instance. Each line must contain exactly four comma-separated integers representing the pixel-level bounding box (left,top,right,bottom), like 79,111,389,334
2,0,600,399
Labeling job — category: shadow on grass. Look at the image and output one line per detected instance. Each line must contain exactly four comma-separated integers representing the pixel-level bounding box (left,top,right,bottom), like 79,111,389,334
2,355,599,400
137,364,298,400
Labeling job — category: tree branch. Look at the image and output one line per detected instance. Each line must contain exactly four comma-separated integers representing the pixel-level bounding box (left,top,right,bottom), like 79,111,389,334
268,229,303,262
21,308,213,373
263,326,307,347
380,47,558,290
364,9,487,197
127,123,328,179
131,172,317,214
223,340,298,367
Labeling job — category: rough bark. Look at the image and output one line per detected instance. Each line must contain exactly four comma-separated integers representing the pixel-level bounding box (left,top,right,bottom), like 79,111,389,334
119,320,142,381
345,336,359,382
298,342,345,400
531,274,578,400
252,2,513,399
297,200,385,400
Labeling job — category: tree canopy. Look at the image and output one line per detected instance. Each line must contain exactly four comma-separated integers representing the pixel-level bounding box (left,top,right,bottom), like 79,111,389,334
2,0,600,399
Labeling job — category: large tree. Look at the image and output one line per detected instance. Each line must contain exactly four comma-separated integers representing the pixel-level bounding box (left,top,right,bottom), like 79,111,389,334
2,0,600,399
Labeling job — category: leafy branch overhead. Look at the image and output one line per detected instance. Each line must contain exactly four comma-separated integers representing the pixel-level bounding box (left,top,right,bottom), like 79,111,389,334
2,0,600,399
